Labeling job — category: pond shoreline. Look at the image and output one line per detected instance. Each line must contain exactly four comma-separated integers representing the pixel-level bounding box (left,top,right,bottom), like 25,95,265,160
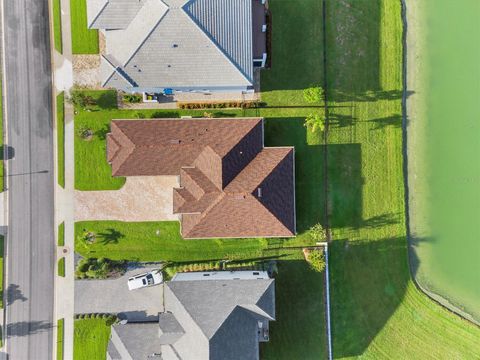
401,0,479,327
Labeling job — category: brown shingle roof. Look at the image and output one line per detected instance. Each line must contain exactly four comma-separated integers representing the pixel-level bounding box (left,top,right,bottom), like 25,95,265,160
107,118,296,238
107,119,262,177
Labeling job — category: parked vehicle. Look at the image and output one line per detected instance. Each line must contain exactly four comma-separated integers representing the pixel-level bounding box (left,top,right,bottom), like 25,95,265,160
127,270,163,290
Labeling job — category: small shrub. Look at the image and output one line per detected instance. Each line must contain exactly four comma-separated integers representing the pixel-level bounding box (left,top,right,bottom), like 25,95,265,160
305,249,326,272
135,112,146,119
76,126,94,141
123,93,142,103
309,223,327,242
304,113,325,133
75,258,126,279
303,85,324,103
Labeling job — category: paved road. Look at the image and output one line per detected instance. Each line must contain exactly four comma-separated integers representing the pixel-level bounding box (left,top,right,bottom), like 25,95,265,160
2,0,55,359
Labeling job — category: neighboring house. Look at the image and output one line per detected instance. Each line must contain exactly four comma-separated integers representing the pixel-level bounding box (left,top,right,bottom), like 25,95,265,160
106,118,296,239
107,271,275,360
86,0,269,94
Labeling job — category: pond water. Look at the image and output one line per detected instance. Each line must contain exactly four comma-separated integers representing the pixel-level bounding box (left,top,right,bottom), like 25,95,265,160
409,0,480,322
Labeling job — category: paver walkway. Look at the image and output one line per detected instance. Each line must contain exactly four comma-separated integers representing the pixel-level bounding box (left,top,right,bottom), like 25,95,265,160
74,176,179,222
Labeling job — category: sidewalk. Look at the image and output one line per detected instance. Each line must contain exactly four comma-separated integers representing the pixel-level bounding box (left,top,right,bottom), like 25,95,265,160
53,0,75,358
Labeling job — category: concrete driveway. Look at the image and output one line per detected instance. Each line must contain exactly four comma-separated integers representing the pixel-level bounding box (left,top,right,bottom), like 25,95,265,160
75,264,164,321
75,176,179,222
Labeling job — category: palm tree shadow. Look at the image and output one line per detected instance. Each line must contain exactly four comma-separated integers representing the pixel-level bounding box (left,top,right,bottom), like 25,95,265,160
97,228,125,245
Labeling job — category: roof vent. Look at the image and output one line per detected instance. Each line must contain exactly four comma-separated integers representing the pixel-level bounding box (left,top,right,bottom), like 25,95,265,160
170,139,181,144
172,44,178,48
257,188,262,198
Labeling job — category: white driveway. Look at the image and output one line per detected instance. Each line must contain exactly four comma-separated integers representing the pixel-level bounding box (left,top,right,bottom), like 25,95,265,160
75,176,179,222
75,265,164,321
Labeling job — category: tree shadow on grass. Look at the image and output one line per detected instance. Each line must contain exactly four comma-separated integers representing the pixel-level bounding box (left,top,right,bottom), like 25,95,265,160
96,91,118,110
97,228,125,245
369,114,402,130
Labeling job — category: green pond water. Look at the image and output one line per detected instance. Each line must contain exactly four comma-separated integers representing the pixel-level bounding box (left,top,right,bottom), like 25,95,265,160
412,0,480,321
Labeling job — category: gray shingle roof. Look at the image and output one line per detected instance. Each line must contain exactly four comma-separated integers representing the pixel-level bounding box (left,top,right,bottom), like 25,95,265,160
89,0,147,29
106,276,275,359
89,0,254,90
166,279,275,338
184,0,253,82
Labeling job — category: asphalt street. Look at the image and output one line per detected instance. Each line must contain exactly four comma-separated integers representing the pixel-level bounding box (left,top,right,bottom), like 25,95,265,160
2,0,55,359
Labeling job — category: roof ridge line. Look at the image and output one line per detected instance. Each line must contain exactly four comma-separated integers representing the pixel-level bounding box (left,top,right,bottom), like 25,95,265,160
123,0,170,67
88,0,109,28
181,0,253,84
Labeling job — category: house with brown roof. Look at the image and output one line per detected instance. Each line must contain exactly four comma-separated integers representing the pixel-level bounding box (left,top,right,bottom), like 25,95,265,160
106,118,296,239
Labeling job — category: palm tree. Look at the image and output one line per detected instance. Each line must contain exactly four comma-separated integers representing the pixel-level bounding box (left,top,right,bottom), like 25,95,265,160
304,113,325,132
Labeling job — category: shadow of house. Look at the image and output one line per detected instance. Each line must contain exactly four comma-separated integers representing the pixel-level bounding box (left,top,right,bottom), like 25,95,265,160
264,117,326,232
329,237,410,358
260,0,324,93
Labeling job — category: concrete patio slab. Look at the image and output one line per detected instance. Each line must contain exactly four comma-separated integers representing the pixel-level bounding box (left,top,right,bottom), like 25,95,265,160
74,176,179,222
75,264,164,321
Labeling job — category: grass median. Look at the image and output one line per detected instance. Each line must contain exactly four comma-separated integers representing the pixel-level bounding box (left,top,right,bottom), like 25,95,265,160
57,93,65,188
53,0,62,53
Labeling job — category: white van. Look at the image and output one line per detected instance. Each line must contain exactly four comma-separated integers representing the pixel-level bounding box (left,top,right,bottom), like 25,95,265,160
127,270,163,290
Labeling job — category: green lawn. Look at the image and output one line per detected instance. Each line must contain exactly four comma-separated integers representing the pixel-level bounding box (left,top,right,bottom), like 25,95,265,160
57,319,64,360
58,222,65,246
57,93,65,188
58,257,65,277
325,0,480,358
70,0,99,54
74,318,111,360
53,0,62,53
261,252,327,360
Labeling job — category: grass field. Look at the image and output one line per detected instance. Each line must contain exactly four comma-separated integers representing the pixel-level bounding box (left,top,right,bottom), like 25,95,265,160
261,252,326,360
74,318,111,360
325,0,480,358
57,93,65,188
58,222,65,246
57,319,64,360
53,0,62,53
70,0,98,54
58,257,65,277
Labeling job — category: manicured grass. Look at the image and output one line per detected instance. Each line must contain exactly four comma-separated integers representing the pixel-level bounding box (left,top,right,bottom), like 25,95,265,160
57,319,64,360
53,0,62,53
74,318,111,360
0,235,3,308
325,0,480,358
70,0,99,54
58,257,65,277
58,222,65,246
57,93,65,188
262,252,326,360
75,221,313,262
